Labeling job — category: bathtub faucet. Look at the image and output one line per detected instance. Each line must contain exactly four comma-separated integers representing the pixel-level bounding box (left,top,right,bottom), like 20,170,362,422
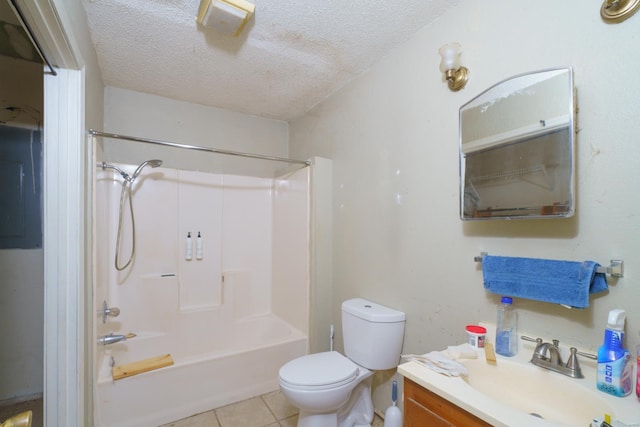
98,333,127,346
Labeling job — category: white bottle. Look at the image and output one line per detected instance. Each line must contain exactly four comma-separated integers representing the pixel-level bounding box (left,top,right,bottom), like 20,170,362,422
185,232,193,260
195,231,203,260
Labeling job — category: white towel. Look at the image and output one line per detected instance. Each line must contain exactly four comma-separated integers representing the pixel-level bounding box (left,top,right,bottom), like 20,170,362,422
402,343,477,377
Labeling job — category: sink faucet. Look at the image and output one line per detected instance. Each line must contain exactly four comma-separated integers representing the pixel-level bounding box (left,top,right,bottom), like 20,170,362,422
522,336,596,378
534,339,563,365
98,333,127,346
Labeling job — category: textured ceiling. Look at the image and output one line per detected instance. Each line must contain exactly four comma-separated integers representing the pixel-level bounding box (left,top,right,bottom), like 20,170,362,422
82,0,457,121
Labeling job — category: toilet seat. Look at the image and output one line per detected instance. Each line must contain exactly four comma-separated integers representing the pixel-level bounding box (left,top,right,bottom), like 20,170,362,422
279,351,359,391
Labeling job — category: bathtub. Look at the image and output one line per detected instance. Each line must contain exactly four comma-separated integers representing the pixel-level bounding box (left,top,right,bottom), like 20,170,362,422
96,313,307,427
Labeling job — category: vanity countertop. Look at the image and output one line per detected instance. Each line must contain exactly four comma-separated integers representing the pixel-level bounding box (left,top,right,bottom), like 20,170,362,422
398,343,639,427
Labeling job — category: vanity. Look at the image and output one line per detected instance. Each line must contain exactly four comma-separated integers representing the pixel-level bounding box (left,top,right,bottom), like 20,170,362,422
403,376,491,426
398,336,639,427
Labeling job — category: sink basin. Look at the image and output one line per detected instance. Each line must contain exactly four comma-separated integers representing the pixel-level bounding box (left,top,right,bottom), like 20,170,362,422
460,356,613,426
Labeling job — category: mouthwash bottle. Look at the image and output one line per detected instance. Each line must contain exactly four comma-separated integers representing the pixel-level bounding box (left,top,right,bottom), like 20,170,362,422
596,309,633,397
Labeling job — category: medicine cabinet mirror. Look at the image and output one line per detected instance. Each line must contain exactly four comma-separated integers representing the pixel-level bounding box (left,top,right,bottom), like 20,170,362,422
459,67,575,220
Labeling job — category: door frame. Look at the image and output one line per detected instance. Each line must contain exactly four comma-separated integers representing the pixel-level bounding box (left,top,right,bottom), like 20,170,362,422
15,0,88,425
43,67,86,426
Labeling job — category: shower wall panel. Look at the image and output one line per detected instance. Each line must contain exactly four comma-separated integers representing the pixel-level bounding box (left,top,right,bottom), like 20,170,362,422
177,170,223,310
98,165,283,335
222,175,274,317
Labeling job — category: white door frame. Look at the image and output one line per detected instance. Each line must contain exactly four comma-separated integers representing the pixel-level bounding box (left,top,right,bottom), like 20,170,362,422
15,0,88,425
43,67,86,427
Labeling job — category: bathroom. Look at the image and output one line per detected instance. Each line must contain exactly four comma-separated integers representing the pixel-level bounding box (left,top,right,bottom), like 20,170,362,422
4,0,640,426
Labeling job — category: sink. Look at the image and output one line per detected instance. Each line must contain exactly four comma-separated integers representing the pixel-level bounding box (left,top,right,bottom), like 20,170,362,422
460,356,613,426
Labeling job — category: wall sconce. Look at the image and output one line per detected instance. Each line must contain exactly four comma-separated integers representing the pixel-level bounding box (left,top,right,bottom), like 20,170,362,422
600,0,640,23
438,42,469,91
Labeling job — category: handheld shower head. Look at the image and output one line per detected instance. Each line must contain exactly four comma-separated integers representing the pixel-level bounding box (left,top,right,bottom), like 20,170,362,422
132,159,163,181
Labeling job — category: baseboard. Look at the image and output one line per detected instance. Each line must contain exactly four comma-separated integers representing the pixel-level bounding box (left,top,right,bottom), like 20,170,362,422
0,393,43,407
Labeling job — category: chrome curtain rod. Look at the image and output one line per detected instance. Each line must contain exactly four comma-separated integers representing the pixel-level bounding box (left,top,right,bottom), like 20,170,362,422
89,130,311,166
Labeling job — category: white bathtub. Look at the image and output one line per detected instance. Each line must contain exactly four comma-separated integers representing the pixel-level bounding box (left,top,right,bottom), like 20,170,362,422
96,313,307,427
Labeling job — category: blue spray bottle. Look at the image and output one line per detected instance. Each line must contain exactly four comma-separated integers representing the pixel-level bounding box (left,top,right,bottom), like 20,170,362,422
596,309,633,397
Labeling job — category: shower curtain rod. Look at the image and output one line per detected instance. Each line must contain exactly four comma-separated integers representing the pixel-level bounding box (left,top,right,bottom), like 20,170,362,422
88,129,311,166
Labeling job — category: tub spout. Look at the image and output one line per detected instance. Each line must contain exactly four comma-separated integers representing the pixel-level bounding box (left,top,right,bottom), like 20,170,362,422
98,333,127,346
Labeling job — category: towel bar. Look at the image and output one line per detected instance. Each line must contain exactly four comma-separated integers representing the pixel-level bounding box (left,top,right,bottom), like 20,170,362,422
474,253,624,278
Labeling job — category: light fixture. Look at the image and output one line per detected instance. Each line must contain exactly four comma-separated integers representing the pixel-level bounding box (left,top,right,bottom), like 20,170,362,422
196,0,255,37
438,42,469,92
600,0,640,23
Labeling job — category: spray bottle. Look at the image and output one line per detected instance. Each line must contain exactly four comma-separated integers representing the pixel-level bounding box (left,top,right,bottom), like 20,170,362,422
596,309,633,397
636,332,640,399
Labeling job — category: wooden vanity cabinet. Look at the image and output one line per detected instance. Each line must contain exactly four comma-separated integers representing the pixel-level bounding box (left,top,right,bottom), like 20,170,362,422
403,378,492,427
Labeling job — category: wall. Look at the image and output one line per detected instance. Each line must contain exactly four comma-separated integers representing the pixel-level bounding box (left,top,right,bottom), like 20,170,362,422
102,87,290,177
0,56,44,402
289,0,640,412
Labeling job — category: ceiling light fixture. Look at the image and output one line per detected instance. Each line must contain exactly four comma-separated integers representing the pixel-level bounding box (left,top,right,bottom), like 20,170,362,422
196,0,255,37
438,42,469,92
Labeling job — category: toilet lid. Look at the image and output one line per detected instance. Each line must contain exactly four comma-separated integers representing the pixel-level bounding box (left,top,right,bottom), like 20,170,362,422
279,351,359,390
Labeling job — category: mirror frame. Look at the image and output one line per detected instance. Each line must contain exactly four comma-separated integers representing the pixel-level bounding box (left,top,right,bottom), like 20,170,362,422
459,67,575,221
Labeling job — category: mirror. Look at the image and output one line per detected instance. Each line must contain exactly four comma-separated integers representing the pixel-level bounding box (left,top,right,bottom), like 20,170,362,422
459,67,575,220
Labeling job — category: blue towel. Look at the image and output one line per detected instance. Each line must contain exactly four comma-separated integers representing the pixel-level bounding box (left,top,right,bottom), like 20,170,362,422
482,255,608,308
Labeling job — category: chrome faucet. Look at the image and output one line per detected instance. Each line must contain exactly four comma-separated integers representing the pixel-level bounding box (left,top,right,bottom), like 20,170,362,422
98,333,127,346
522,336,597,378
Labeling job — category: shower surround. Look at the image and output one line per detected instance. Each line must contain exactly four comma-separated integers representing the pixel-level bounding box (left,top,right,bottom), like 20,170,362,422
94,163,310,427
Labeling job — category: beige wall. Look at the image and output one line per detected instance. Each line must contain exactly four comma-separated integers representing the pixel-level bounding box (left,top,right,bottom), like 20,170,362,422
290,0,640,409
101,87,289,177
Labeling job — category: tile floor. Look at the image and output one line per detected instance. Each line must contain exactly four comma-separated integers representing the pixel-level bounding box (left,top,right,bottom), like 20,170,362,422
160,390,385,427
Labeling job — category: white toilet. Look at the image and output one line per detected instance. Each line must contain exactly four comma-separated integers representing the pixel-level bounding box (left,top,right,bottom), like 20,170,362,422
279,298,406,427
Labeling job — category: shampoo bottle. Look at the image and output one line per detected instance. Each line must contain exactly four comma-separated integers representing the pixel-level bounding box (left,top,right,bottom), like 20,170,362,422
185,232,193,260
196,231,203,260
596,309,633,397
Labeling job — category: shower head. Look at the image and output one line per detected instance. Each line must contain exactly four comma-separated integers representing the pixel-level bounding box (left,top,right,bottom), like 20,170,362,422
132,159,163,181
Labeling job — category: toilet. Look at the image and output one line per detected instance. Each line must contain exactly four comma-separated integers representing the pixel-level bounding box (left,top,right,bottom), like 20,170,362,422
279,298,406,427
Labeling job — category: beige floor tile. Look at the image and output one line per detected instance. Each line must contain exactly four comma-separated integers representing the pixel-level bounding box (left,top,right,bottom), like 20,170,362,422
215,397,276,427
159,410,220,427
372,414,384,427
156,391,384,427
261,390,298,421
278,414,299,427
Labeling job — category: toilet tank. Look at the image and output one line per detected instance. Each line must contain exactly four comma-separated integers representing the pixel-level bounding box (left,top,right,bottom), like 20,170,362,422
342,298,406,370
